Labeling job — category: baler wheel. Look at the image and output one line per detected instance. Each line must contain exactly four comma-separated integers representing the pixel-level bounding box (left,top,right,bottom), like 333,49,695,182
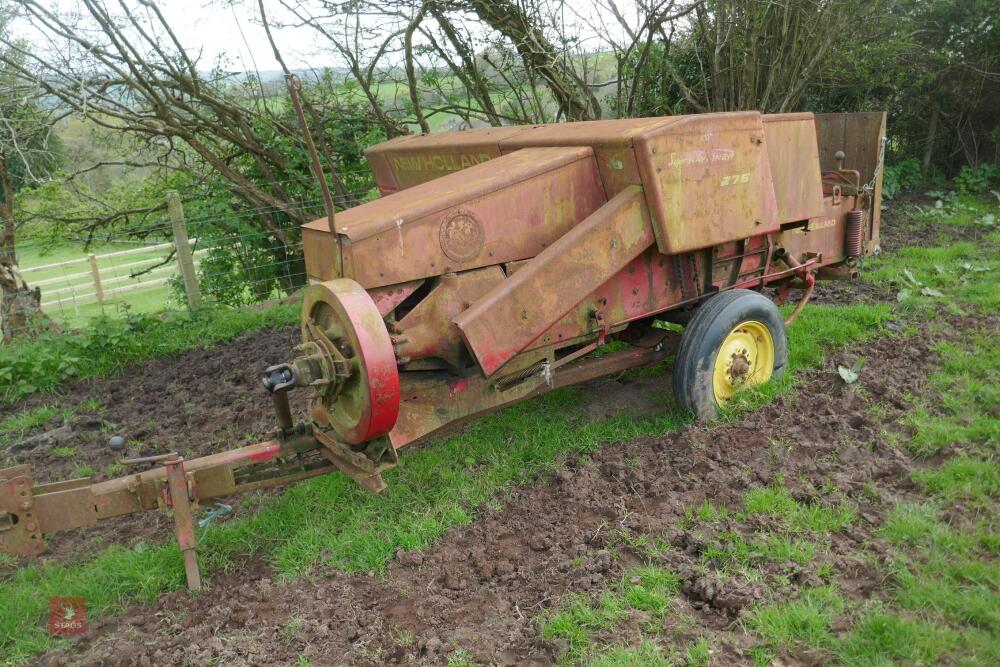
672,289,787,421
301,279,400,444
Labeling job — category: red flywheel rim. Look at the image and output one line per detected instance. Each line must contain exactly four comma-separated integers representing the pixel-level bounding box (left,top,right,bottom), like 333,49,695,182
301,279,400,444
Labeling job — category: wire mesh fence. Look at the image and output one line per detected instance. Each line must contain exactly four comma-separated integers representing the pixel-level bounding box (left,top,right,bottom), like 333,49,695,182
3,183,378,341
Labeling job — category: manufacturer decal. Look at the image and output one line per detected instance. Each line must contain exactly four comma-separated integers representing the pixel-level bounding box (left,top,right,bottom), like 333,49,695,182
439,210,485,262
391,153,492,173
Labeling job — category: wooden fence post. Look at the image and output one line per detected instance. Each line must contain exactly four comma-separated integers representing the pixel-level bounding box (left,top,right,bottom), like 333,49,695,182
166,191,202,310
87,253,104,305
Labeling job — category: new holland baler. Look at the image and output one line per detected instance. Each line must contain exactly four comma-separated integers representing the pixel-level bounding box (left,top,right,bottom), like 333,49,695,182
1,111,885,588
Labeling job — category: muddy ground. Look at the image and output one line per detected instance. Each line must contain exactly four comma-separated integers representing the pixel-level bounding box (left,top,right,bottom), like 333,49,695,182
0,203,987,665
35,312,989,667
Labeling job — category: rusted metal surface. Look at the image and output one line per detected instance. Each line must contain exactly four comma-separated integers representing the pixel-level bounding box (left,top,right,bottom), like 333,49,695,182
364,126,530,192
455,186,655,376
305,146,607,289
814,112,887,253
633,112,780,254
389,336,672,448
285,74,336,235
774,249,818,326
364,134,417,194
368,279,425,317
845,209,865,257
0,466,43,556
392,267,504,369
389,351,549,448
774,193,856,266
302,226,340,282
164,457,201,590
301,280,400,444
762,113,825,223
0,434,336,557
313,429,396,493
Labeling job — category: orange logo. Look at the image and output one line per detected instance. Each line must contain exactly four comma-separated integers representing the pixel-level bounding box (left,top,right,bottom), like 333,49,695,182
49,597,86,635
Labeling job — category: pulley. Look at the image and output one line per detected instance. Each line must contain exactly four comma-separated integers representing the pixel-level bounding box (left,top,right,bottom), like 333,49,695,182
266,279,400,445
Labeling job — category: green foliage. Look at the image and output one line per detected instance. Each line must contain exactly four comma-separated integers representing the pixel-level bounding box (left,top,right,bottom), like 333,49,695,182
50,446,78,459
0,305,298,404
955,164,1000,194
837,608,961,665
0,404,61,445
743,487,856,533
882,159,923,198
914,458,1000,506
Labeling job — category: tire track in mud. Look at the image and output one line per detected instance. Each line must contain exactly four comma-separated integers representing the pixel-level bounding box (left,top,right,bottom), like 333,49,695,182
38,314,987,666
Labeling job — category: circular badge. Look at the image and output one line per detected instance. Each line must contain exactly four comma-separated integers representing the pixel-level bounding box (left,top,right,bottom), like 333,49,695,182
439,210,485,262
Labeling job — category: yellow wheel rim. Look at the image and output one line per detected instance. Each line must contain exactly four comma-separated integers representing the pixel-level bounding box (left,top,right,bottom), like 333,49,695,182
712,320,775,404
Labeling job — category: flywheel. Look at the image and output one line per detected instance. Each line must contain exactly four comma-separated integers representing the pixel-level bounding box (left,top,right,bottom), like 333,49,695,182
300,279,400,444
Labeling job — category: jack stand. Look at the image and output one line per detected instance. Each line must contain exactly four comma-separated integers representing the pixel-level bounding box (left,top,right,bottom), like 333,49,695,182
164,457,201,591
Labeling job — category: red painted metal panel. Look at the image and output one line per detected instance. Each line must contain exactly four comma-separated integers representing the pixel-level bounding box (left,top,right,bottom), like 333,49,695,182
814,112,886,253
455,186,656,376
305,147,607,289
497,117,677,149
366,126,531,190
633,111,781,254
762,114,825,223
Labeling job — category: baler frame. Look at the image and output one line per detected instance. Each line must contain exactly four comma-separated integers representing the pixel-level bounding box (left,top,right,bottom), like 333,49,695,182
1,110,886,590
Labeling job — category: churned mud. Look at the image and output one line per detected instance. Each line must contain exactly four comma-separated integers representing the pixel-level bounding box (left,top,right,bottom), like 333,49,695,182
0,326,303,571
2,204,986,664
34,307,989,665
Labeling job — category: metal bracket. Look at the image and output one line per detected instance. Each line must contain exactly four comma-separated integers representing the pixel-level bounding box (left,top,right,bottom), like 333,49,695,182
164,457,201,591
0,466,44,556
313,428,396,494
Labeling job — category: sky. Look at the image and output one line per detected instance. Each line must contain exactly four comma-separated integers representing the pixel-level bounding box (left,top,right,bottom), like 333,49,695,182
11,0,334,73
11,0,639,75
156,0,327,72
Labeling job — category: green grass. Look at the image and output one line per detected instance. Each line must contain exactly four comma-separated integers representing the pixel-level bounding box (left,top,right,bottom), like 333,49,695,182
584,638,712,667
837,608,961,666
0,405,64,446
49,446,78,459
746,585,844,650
909,191,1000,227
864,233,1000,313
0,304,299,404
541,566,681,663
743,487,856,533
904,334,1000,458
914,457,1000,506
18,240,184,329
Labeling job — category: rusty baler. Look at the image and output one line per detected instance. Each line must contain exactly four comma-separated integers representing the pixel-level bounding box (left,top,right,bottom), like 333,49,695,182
1,111,885,588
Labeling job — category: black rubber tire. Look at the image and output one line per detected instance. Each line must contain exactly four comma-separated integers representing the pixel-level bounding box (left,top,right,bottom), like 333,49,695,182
672,289,788,421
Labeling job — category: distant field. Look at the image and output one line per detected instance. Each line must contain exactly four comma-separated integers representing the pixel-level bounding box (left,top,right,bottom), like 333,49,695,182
18,239,187,328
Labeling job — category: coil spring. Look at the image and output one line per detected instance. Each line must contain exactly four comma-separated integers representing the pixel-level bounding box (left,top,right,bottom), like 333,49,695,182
845,209,865,257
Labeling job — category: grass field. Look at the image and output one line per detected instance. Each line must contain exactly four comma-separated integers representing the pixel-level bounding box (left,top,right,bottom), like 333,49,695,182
18,240,185,329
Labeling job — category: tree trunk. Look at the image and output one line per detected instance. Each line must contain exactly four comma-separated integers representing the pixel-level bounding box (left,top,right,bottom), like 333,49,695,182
0,157,56,342
0,257,54,342
922,101,940,176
